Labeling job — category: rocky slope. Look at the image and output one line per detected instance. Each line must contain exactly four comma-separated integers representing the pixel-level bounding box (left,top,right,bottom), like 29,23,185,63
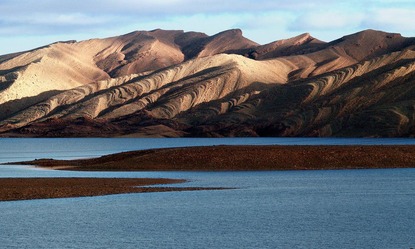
1,29,415,137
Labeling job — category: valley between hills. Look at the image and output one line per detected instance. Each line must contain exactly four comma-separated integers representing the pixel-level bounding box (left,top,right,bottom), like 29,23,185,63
1,28,415,137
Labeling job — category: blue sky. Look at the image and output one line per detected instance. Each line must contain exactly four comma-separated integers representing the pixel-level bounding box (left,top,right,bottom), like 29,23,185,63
0,0,414,55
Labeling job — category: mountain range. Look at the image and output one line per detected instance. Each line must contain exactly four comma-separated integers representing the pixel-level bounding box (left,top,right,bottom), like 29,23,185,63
1,29,415,137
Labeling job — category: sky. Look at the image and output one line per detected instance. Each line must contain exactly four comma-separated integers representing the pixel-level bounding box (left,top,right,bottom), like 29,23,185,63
0,0,415,55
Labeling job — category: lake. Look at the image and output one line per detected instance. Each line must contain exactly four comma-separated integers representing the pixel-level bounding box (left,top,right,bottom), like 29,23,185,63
2,137,415,163
1,138,415,248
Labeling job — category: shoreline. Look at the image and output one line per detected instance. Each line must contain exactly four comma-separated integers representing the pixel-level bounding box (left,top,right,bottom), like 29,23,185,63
0,178,224,201
3,145,415,201
7,145,415,171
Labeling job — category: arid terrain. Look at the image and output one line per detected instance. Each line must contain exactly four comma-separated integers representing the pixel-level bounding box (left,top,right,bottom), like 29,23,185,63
1,29,415,137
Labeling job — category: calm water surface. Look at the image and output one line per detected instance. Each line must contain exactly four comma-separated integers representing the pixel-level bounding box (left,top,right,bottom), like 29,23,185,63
1,138,415,248
2,137,415,163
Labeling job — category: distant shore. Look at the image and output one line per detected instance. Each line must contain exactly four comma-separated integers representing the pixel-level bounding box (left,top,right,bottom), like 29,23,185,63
0,178,223,201
3,145,415,201
8,145,415,171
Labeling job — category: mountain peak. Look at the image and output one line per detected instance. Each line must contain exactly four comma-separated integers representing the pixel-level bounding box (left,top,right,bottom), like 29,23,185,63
213,28,243,37
180,29,258,59
2,29,415,137
249,32,325,59
327,29,409,61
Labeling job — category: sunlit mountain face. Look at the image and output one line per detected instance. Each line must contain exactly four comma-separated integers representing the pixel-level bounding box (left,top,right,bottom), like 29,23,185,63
1,29,415,137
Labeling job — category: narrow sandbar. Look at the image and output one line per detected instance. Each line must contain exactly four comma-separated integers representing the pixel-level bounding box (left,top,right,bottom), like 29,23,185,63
10,145,415,171
0,178,221,201
3,145,415,201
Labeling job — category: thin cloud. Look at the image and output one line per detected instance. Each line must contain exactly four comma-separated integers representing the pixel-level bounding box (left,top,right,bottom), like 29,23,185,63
0,0,335,17
0,0,414,55
362,8,415,32
7,13,110,26
0,0,337,37
289,11,365,31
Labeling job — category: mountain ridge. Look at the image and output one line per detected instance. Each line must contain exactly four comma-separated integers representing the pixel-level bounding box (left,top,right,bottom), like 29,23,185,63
1,29,415,137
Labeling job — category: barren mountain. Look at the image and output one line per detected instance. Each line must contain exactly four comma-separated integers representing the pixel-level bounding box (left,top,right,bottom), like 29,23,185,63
1,29,415,137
